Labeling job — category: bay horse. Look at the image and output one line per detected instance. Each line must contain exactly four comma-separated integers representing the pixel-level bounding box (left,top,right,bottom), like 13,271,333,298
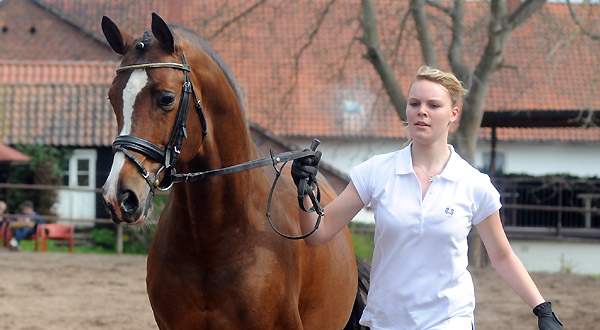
101,13,365,329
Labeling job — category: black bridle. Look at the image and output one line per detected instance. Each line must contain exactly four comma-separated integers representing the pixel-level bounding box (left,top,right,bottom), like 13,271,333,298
112,53,207,191
110,54,323,239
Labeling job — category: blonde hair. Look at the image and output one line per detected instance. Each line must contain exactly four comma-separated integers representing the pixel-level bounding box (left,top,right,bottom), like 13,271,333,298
410,66,468,107
0,201,6,213
403,67,468,146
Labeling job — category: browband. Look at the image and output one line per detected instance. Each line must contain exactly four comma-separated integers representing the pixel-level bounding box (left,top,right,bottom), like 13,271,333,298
116,62,190,73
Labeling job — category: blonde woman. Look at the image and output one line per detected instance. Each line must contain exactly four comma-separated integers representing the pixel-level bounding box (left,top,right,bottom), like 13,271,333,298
292,66,563,329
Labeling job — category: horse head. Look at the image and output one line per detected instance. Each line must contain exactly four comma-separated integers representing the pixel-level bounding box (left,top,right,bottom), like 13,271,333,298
101,13,219,224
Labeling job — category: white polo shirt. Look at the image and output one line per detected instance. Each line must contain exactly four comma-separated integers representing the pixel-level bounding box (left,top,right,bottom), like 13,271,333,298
350,144,501,330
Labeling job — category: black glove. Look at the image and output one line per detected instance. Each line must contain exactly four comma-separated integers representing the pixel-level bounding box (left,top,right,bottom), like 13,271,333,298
291,149,322,194
533,301,563,330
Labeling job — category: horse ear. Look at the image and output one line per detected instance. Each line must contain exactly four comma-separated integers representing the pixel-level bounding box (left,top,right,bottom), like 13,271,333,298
151,13,175,54
101,16,131,56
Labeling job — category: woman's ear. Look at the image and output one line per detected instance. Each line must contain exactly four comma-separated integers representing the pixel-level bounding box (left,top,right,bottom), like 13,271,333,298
451,106,460,123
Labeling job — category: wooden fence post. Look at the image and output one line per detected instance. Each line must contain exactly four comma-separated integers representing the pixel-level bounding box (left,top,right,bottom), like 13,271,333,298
116,224,123,255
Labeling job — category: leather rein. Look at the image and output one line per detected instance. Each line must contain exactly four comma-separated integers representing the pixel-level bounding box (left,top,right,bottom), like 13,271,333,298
111,54,322,239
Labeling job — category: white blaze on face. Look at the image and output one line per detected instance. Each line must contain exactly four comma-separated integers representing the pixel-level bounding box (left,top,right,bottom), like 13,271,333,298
104,70,149,200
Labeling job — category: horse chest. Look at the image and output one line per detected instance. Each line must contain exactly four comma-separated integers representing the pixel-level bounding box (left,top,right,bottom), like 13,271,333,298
147,248,302,329
150,241,293,291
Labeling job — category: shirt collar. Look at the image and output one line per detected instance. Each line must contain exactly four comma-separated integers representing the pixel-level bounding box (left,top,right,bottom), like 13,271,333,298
395,143,461,181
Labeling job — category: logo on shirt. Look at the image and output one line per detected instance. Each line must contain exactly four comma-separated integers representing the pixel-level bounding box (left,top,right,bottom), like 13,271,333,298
444,207,455,216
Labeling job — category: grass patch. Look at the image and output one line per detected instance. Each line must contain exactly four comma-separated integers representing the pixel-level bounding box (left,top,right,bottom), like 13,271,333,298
11,239,113,254
349,222,374,262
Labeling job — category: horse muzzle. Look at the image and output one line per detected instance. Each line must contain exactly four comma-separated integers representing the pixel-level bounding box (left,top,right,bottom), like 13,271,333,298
103,184,150,225
102,153,154,224
103,187,148,224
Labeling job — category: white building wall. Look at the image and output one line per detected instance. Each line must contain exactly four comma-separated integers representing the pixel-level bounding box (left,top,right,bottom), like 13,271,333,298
293,138,402,174
475,142,600,177
511,239,600,275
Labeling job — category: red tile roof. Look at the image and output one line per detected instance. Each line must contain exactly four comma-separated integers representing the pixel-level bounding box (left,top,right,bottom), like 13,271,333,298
0,60,118,84
0,0,118,61
0,0,598,146
0,143,30,163
488,4,600,112
479,127,600,143
0,61,116,146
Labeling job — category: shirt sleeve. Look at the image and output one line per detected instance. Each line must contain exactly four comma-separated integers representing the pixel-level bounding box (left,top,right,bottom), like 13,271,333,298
472,174,502,225
350,158,373,206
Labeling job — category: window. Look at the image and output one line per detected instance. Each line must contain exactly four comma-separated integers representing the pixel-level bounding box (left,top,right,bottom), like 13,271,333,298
64,149,97,188
76,159,90,187
343,100,364,114
56,149,97,222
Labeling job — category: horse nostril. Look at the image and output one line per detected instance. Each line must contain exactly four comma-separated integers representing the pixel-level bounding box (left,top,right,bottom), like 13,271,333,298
119,189,139,216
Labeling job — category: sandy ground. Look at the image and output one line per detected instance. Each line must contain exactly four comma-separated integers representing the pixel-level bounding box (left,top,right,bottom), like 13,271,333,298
0,251,597,330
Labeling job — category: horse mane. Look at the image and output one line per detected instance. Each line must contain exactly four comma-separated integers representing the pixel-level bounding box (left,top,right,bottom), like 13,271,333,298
167,24,247,115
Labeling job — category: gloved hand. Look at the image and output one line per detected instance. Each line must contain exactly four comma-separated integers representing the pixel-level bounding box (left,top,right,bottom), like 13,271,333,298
533,301,563,330
291,150,322,194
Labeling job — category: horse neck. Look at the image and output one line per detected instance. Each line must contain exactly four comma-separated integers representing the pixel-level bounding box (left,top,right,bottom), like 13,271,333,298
168,139,262,241
167,47,266,235
171,101,262,234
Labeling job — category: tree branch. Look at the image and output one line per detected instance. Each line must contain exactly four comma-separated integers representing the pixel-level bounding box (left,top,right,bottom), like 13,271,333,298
390,8,412,69
566,0,600,41
507,0,546,31
336,22,362,80
426,0,453,15
359,0,407,121
410,0,439,67
293,0,337,75
447,0,473,88
277,0,337,117
206,0,267,40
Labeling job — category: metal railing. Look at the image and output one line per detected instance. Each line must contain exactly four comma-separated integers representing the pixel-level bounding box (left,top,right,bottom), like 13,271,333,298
494,177,600,240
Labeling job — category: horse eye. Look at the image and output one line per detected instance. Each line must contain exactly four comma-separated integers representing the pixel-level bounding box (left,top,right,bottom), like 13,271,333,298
157,92,176,109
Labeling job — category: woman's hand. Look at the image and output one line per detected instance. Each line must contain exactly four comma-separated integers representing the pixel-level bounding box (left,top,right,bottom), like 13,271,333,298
291,150,322,195
534,302,563,330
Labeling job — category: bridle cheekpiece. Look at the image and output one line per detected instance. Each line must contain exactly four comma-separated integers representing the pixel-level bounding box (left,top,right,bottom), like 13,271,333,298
111,53,208,191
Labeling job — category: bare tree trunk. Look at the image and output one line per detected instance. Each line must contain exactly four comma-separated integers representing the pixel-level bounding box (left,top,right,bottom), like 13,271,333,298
410,0,438,68
452,0,546,163
359,0,407,122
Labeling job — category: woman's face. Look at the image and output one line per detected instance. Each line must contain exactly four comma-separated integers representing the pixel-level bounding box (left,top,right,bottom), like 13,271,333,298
406,79,459,146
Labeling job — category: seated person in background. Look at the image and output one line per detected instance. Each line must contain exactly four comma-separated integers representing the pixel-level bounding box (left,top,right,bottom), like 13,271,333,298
10,200,44,249
0,200,6,223
0,200,6,219
0,200,7,243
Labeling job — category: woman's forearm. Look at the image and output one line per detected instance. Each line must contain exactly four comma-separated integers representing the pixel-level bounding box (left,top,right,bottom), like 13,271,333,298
298,195,331,246
299,182,365,247
490,250,546,309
